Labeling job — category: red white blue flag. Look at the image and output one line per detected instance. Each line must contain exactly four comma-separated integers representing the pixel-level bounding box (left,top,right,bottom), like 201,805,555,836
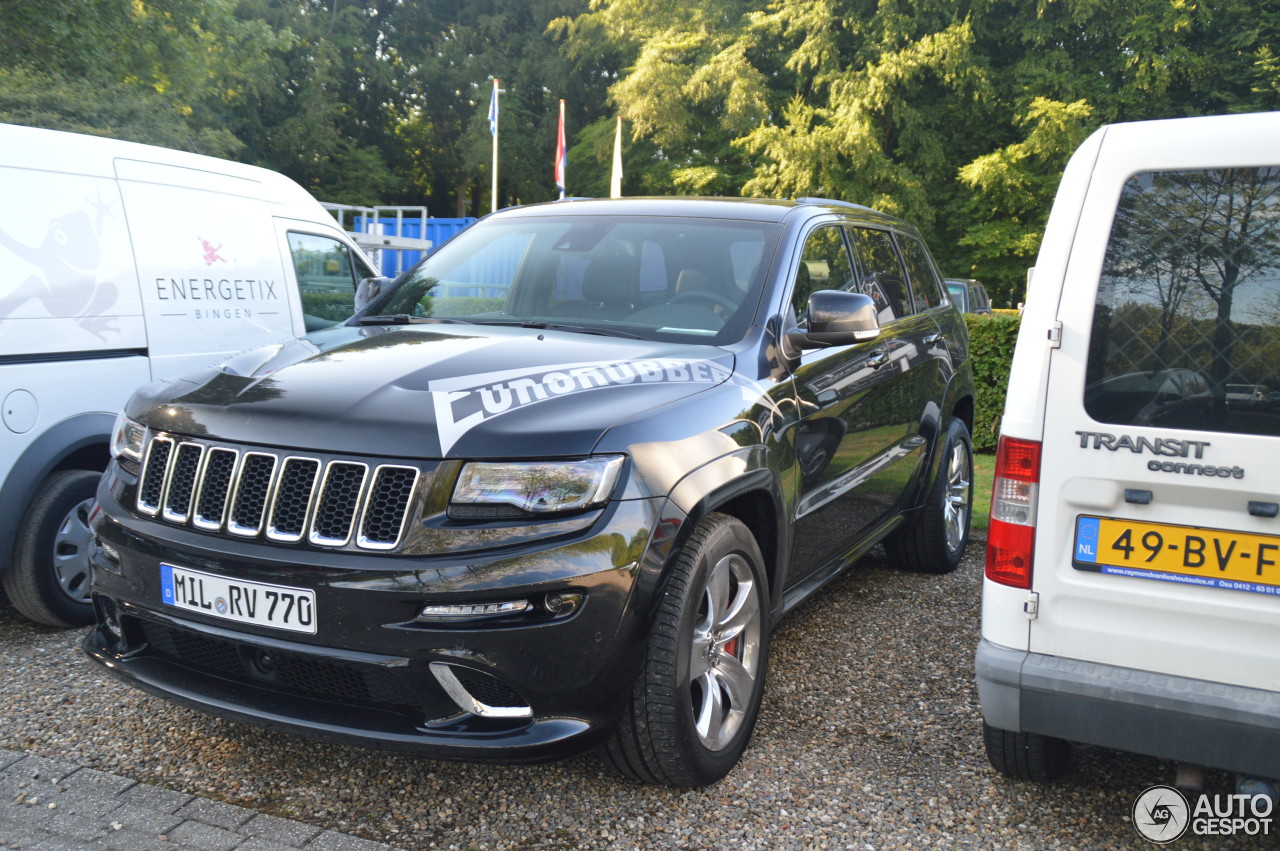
555,99,566,199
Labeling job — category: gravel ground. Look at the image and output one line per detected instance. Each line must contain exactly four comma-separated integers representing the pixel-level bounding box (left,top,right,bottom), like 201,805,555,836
0,542,1265,850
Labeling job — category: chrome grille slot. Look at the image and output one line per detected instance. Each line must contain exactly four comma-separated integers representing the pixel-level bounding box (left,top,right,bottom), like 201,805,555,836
137,436,175,516
310,461,369,547
136,433,422,551
193,448,238,531
267,457,321,543
359,465,420,550
227,452,279,537
161,442,205,524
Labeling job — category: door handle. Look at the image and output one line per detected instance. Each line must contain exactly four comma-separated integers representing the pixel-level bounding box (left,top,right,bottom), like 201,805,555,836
867,351,890,369
923,332,943,346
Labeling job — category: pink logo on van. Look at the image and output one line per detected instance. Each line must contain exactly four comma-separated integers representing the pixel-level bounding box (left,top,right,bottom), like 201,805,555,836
198,237,227,266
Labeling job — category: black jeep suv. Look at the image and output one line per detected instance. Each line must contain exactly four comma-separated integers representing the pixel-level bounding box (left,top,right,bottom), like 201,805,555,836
85,197,975,787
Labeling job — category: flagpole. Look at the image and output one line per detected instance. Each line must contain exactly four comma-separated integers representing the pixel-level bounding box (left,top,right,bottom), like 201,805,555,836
489,79,500,213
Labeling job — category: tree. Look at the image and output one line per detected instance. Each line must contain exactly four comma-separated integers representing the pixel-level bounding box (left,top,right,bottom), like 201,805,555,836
0,0,283,157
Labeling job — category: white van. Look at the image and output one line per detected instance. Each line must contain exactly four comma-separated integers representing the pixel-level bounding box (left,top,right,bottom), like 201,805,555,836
978,111,1280,788
0,123,376,627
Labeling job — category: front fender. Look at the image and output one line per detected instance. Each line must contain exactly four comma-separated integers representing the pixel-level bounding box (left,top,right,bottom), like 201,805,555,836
0,412,114,575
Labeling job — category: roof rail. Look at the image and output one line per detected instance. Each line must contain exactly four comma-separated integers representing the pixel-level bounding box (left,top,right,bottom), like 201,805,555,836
794,197,876,213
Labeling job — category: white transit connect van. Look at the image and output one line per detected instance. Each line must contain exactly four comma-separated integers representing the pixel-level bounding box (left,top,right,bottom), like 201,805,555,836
0,123,376,627
978,111,1280,791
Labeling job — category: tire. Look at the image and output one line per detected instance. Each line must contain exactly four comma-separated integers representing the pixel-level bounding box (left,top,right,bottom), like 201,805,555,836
600,513,770,787
886,417,972,574
2,469,101,627
983,721,1072,781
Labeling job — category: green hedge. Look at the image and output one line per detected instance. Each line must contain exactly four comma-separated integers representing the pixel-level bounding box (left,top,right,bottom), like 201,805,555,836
964,313,1021,453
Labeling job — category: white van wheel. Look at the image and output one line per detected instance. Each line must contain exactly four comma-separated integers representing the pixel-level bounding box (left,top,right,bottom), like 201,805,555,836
887,418,972,573
982,722,1072,781
2,470,100,628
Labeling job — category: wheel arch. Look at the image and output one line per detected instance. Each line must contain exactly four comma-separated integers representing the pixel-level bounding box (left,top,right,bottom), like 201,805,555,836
663,453,789,620
0,413,114,576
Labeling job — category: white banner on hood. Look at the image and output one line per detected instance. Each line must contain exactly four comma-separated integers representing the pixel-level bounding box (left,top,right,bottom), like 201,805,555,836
430,357,733,454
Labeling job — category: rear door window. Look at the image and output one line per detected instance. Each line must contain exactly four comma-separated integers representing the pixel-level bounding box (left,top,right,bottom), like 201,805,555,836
1085,167,1280,435
897,236,944,311
848,227,911,322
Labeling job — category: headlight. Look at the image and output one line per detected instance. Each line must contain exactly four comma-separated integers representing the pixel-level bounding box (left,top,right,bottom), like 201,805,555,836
451,456,625,516
110,412,146,461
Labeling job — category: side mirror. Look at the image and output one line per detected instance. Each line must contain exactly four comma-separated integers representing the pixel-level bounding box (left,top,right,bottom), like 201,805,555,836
786,290,881,353
354,276,391,311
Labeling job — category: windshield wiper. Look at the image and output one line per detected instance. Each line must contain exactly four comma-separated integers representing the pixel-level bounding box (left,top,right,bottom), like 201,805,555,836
356,314,416,325
356,314,472,326
542,323,645,340
467,319,645,339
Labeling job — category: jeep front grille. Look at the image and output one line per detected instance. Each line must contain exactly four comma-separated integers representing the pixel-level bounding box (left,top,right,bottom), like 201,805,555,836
136,434,421,551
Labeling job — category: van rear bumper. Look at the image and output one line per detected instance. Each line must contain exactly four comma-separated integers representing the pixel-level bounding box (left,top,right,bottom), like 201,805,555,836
976,638,1280,778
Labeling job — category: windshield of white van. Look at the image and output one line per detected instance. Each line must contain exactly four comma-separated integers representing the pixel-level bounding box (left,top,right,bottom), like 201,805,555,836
1085,167,1280,435
363,215,779,346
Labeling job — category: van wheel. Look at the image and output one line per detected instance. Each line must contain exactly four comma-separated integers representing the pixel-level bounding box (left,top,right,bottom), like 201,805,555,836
600,513,769,787
886,418,972,574
983,722,1072,781
2,470,101,628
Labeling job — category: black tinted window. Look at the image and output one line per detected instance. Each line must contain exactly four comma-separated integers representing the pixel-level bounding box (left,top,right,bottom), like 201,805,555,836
1086,168,1280,435
848,228,910,322
791,226,854,327
898,236,944,311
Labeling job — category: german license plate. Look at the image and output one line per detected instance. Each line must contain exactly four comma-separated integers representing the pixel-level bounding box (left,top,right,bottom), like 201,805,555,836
1074,516,1280,597
160,564,317,633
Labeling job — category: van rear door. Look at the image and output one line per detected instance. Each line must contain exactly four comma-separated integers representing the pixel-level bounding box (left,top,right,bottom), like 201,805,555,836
1030,112,1280,695
116,159,296,378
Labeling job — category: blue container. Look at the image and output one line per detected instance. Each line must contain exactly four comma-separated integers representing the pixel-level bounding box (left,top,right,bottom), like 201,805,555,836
354,216,476,277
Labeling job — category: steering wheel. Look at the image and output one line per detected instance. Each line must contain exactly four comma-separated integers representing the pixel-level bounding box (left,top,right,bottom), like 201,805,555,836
669,290,738,312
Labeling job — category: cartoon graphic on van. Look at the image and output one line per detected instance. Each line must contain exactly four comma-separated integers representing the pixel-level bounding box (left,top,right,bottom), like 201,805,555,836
198,237,227,266
0,203,119,340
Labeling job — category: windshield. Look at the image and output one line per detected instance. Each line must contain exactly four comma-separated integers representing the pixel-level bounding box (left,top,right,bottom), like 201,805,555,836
362,214,780,344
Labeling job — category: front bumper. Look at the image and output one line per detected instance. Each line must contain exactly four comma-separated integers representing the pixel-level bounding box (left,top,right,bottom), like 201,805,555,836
976,638,1280,778
85,465,677,763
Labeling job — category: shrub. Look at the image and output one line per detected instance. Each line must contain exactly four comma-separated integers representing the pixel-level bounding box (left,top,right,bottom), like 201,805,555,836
965,312,1021,452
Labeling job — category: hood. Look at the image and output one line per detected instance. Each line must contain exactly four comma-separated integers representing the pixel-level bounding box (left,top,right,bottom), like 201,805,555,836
131,324,736,459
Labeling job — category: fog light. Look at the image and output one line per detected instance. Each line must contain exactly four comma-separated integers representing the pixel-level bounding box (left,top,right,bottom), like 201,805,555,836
96,596,123,640
544,592,583,617
417,599,531,622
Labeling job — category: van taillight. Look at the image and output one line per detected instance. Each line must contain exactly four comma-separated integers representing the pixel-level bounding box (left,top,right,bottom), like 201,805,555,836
986,436,1042,589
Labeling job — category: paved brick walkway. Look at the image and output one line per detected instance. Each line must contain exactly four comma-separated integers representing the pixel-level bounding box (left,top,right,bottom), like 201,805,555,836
0,749,400,851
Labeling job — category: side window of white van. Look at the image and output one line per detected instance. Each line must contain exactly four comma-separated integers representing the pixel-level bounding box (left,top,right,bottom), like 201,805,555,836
288,232,361,328
1085,167,1280,435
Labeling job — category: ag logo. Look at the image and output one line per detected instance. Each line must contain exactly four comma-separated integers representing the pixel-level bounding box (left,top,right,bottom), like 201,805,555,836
1133,785,1190,844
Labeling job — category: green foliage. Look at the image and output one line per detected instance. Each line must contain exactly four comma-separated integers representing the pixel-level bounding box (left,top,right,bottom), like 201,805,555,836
6,0,1280,265
562,0,1280,308
301,291,357,323
964,312,1021,452
0,68,242,156
433,296,507,315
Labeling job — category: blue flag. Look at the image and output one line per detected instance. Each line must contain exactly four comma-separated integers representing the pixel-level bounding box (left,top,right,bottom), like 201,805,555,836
488,81,499,136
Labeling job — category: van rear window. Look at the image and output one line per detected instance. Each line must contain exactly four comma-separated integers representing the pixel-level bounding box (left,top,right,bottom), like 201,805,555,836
1085,167,1280,436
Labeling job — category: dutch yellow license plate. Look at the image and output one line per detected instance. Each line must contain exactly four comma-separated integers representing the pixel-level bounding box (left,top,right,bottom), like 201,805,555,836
1073,515,1280,597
